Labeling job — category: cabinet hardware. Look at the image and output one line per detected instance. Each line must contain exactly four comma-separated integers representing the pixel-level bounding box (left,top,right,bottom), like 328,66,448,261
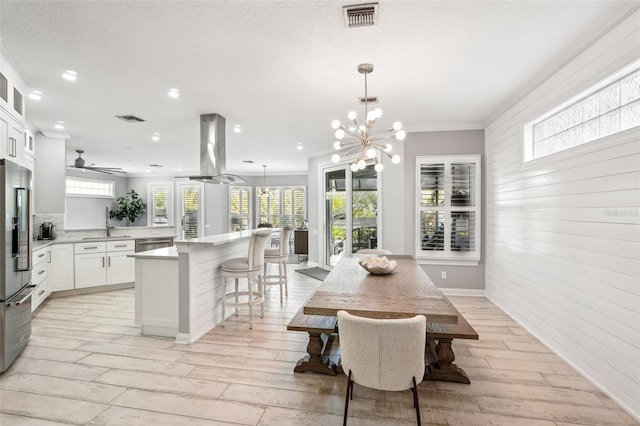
38,270,45,275
114,244,127,248
84,246,99,250
38,253,45,258
108,256,111,267
139,239,172,244
102,257,105,268
38,290,45,296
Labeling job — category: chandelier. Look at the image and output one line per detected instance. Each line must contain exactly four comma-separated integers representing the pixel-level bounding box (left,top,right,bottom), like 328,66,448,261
259,165,269,197
331,63,404,172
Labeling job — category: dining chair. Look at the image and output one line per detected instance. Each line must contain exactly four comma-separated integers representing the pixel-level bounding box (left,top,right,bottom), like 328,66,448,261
221,229,272,329
337,310,426,426
263,225,294,302
356,248,392,255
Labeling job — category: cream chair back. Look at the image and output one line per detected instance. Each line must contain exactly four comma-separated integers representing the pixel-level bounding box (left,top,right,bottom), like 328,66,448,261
278,226,294,256
337,310,426,391
248,229,272,269
356,249,392,255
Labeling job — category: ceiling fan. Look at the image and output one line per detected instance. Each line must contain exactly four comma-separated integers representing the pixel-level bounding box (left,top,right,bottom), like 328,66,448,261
67,150,126,174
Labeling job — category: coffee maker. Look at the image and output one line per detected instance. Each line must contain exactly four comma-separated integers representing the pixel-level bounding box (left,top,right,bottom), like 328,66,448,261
38,222,56,240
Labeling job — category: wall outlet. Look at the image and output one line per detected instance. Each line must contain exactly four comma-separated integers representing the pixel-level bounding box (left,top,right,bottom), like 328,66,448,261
441,271,447,279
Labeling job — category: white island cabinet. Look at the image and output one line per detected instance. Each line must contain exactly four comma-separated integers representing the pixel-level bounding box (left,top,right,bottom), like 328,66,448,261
130,230,256,343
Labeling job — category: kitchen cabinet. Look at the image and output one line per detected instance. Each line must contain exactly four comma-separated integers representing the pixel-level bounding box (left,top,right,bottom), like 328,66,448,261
49,243,75,291
0,108,32,170
32,246,51,312
75,240,135,289
106,241,135,284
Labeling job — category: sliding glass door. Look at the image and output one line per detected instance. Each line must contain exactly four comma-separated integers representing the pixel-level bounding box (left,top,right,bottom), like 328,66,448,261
323,164,379,268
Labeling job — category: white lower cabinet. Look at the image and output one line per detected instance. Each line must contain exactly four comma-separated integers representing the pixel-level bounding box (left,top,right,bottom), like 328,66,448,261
50,243,75,291
75,240,135,289
31,246,51,312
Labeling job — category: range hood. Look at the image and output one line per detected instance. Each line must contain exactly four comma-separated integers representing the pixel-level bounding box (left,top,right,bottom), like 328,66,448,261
188,114,246,184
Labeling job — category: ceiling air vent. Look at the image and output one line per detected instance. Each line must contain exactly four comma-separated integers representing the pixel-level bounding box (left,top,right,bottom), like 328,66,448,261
360,96,378,104
343,3,378,28
116,115,145,123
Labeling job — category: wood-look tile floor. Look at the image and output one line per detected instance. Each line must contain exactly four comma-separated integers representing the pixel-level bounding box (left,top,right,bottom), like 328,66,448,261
1,265,637,425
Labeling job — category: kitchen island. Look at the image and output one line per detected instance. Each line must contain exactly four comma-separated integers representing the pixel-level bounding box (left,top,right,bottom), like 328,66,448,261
129,230,255,344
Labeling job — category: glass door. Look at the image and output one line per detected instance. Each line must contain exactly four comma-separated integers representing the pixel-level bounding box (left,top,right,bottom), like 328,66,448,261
177,182,203,239
323,164,379,268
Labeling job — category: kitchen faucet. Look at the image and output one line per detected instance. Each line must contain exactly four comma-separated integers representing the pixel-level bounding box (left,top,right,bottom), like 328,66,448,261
105,206,114,237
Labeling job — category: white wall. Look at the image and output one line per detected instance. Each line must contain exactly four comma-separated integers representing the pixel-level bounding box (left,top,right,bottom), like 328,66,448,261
65,170,130,228
484,9,639,420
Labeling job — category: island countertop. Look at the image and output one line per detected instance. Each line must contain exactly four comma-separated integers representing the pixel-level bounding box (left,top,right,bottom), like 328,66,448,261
174,229,267,247
128,246,178,259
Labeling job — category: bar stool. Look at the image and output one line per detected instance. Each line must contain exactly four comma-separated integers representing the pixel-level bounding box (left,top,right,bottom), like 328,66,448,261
263,225,294,303
221,229,272,329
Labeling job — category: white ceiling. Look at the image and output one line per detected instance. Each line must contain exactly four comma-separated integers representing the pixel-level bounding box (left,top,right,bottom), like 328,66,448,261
0,1,636,176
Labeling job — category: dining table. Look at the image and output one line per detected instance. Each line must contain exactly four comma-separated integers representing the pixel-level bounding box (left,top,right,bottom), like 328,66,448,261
295,254,477,383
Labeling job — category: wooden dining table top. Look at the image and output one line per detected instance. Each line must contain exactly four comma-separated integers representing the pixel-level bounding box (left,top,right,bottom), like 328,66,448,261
303,254,459,324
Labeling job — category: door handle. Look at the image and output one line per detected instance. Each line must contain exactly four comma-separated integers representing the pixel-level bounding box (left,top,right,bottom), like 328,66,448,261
108,256,111,267
102,257,105,268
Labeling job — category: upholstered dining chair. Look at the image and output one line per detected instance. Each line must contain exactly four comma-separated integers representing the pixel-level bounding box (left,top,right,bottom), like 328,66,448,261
337,310,426,426
221,228,272,329
356,248,392,255
263,225,294,302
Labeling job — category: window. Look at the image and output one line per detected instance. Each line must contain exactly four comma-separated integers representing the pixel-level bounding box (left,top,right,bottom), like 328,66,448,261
229,186,251,231
178,183,203,239
148,183,173,226
13,88,22,115
416,155,481,265
256,186,306,228
0,72,7,102
66,177,114,198
524,59,640,162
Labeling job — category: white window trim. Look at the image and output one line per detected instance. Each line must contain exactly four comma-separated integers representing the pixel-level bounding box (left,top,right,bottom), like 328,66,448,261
229,185,252,232
255,185,306,228
148,182,174,226
65,176,115,198
415,155,481,266
523,58,640,163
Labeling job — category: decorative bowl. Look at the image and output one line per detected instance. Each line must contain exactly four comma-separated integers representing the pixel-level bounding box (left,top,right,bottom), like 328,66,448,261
358,256,397,275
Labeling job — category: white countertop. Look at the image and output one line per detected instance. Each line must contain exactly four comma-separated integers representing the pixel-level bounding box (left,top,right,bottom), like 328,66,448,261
32,234,176,250
128,246,178,259
174,229,265,247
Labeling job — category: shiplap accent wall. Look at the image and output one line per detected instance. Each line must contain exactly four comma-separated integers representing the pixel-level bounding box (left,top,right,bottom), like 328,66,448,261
484,9,640,421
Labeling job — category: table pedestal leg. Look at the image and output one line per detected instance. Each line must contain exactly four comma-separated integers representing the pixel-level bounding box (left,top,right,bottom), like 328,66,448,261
294,332,337,375
424,337,471,384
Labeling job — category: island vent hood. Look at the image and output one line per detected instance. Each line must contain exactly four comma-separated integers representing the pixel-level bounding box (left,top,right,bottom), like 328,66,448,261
188,114,246,184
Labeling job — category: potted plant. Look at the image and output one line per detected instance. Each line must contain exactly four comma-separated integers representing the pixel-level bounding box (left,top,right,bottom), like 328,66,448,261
109,190,147,226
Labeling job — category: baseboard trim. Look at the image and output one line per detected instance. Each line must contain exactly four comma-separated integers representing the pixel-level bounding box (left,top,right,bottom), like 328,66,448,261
174,333,191,345
439,288,485,297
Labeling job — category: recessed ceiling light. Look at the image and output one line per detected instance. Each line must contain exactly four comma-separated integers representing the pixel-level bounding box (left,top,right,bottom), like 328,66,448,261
28,90,42,100
54,120,64,130
151,133,160,141
145,169,151,173
233,125,242,134
297,143,303,150
62,70,77,81
177,167,183,172
168,88,180,98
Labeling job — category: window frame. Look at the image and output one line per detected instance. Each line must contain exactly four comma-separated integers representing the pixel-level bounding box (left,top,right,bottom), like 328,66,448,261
147,183,173,226
415,155,481,266
65,176,115,199
255,185,306,229
523,58,640,163
229,186,252,232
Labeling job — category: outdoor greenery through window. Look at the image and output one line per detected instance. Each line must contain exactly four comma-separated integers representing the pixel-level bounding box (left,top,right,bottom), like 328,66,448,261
148,183,172,226
416,155,481,265
66,177,114,198
524,59,640,162
256,186,305,228
229,186,251,231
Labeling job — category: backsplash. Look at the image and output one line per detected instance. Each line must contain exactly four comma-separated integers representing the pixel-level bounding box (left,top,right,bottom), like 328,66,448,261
33,214,176,241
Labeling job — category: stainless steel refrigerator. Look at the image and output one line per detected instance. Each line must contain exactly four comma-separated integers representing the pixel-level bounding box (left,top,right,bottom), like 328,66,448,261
0,159,34,373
